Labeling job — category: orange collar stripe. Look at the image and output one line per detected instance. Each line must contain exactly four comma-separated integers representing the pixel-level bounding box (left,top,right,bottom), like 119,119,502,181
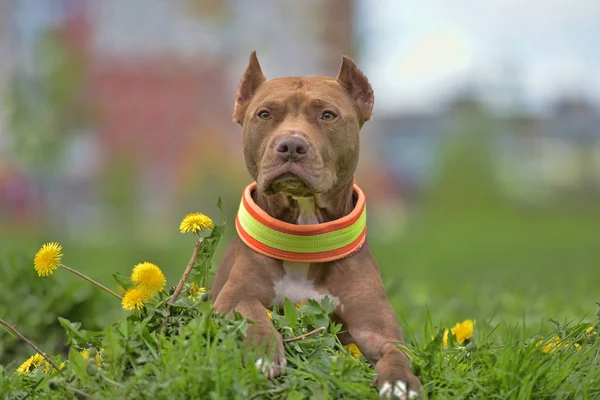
235,182,367,262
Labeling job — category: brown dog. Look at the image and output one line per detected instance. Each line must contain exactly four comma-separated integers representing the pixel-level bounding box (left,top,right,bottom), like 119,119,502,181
212,52,422,399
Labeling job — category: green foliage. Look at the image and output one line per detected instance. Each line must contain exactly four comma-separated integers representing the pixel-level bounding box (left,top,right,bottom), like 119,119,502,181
0,295,379,399
408,318,600,398
3,288,599,399
0,252,100,366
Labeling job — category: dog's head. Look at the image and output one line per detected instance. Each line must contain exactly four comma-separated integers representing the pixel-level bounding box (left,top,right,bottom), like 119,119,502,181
233,52,374,197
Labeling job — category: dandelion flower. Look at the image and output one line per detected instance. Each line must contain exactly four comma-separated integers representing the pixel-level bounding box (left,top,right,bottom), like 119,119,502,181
564,342,581,350
43,361,65,373
451,320,475,344
81,349,103,367
188,283,206,300
34,242,63,277
130,262,166,293
538,336,561,353
442,329,449,348
179,212,214,234
265,309,273,319
586,325,595,335
295,302,307,309
122,287,153,310
344,343,362,358
16,353,45,375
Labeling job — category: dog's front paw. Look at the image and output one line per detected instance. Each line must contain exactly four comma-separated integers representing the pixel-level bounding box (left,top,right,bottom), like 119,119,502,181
378,380,420,399
374,363,422,400
255,354,287,379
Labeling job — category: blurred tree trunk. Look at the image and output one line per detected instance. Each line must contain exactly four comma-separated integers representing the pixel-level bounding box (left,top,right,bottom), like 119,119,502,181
321,0,355,76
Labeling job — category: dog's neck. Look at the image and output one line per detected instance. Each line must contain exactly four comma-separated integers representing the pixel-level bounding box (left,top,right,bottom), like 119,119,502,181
253,179,355,224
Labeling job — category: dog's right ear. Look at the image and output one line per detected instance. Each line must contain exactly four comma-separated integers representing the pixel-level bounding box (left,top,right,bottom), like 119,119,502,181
336,56,374,125
233,51,266,125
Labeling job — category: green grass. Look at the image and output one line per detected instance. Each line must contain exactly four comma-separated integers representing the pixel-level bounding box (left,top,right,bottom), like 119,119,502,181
2,200,599,399
374,204,600,338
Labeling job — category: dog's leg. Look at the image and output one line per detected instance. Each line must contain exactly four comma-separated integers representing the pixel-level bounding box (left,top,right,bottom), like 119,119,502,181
213,287,286,378
345,302,421,398
338,285,422,399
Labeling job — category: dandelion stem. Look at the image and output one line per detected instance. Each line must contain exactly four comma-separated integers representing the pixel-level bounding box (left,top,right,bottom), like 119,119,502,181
168,238,204,309
282,327,326,343
60,264,122,301
0,318,66,378
67,386,92,399
159,238,204,335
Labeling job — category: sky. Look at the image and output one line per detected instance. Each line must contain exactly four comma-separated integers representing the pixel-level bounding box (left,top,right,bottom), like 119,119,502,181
358,0,600,114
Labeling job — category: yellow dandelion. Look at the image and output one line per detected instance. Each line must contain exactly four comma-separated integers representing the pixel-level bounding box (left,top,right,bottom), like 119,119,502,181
188,283,206,300
344,343,362,358
451,320,475,345
16,353,45,375
265,309,273,319
43,361,65,373
537,336,561,353
295,302,307,309
130,262,166,293
80,349,103,367
179,212,214,234
564,342,581,350
122,287,153,311
432,329,449,347
586,325,595,335
34,242,63,277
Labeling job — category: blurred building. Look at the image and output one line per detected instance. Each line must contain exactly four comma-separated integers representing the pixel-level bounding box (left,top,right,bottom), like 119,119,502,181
369,95,600,207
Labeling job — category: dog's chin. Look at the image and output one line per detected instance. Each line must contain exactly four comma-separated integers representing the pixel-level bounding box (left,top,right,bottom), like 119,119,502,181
268,173,314,197
258,171,324,198
258,162,335,197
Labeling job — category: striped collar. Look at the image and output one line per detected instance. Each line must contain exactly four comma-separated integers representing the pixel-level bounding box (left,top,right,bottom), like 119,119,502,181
235,182,367,263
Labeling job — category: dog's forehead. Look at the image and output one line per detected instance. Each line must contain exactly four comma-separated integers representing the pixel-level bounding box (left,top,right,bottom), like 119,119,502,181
252,76,353,108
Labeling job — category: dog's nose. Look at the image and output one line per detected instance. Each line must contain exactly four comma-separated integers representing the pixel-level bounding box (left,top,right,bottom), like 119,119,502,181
275,136,309,161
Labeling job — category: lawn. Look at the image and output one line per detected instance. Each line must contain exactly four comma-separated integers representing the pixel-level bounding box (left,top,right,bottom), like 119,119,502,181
1,195,598,399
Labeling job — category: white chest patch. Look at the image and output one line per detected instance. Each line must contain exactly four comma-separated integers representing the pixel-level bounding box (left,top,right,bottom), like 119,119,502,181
272,197,341,308
273,261,323,305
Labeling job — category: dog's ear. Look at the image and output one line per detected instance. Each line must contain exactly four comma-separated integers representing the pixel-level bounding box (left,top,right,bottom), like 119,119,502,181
233,51,266,125
336,56,374,124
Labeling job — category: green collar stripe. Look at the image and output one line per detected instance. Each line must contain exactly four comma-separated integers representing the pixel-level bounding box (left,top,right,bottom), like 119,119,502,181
235,182,368,262
237,202,366,253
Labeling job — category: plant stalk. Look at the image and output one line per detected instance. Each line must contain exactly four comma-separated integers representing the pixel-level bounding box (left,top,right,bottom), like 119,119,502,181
0,318,65,377
60,264,122,301
283,327,326,343
159,238,204,335
168,238,204,310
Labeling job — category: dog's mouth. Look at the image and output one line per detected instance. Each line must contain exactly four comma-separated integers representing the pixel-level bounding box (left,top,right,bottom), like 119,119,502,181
258,157,333,197
269,172,313,197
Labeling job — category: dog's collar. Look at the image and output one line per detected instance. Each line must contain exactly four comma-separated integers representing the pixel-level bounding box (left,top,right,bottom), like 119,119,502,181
235,182,367,263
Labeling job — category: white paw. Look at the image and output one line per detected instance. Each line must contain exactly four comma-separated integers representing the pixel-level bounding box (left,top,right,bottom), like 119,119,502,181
254,356,287,379
379,381,419,399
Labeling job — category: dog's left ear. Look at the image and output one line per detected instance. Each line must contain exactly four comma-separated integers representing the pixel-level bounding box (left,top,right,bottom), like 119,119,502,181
336,56,374,124
233,51,266,125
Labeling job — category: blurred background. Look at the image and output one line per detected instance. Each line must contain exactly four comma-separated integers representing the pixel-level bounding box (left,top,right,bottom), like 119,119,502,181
1,0,599,365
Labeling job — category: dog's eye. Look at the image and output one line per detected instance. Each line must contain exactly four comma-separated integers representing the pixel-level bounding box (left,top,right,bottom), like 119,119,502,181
258,110,271,120
321,111,337,121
